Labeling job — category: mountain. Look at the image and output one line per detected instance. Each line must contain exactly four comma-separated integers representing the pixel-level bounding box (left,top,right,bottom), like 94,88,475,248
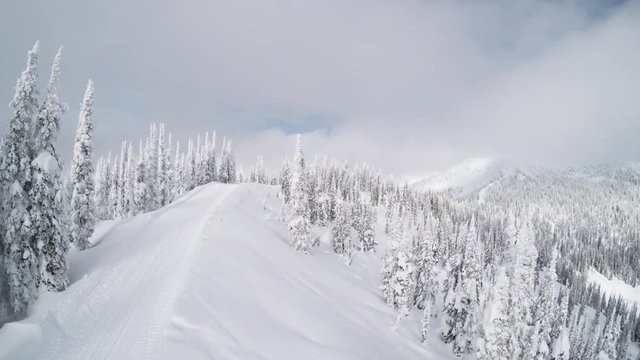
0,183,454,360
411,157,521,197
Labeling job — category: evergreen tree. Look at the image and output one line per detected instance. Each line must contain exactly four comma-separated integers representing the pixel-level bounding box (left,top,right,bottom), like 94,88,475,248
331,200,352,263
255,155,266,184
1,42,40,315
442,219,481,356
421,300,432,343
279,158,291,203
288,135,311,253
70,80,96,250
114,141,128,218
94,156,112,220
357,201,377,252
598,315,621,360
30,46,69,292
551,289,571,360
532,249,559,360
133,140,148,215
145,124,159,211
218,137,230,184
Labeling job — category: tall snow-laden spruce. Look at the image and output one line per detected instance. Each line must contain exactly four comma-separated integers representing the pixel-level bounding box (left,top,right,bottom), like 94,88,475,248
158,124,171,206
288,135,311,253
70,80,96,250
442,218,481,356
30,46,69,292
331,199,352,263
532,249,559,360
381,213,415,320
1,42,40,315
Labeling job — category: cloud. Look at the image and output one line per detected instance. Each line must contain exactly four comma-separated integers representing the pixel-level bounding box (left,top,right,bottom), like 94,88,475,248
0,0,637,178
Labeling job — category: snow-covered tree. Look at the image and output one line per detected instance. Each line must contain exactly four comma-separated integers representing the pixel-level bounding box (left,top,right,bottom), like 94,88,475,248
532,249,559,360
288,135,311,253
442,218,481,356
551,289,571,360
30,46,69,292
381,215,415,320
70,79,96,250
598,315,621,360
218,138,236,184
114,141,128,218
94,155,112,220
279,158,292,203
133,140,148,215
356,201,376,252
255,155,266,184
331,199,352,263
145,124,159,211
421,299,432,343
1,42,41,315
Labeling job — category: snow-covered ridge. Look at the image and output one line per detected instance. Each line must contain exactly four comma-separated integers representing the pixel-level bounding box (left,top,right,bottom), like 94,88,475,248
0,183,453,360
411,157,520,197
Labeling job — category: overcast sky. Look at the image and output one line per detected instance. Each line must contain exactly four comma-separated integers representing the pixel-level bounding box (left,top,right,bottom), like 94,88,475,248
0,0,638,178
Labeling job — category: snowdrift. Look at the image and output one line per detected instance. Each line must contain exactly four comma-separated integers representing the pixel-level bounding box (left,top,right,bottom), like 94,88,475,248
0,183,454,360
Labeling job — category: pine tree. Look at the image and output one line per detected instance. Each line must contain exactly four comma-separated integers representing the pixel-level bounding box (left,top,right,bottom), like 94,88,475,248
145,124,159,211
382,216,415,320
123,143,134,216
413,214,435,310
513,218,538,358
218,137,230,184
442,218,481,356
133,140,148,215
30,46,69,292
70,80,96,250
421,300,432,343
532,249,559,360
279,158,292,203
288,135,311,253
255,155,266,184
357,201,377,252
172,141,185,199
331,200,352,263
1,42,40,315
114,141,128,218
598,315,621,360
551,289,571,360
206,132,217,183
225,140,236,183
479,267,519,360
94,156,112,220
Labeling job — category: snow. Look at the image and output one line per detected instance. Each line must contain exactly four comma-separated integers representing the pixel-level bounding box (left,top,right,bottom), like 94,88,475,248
587,268,640,310
32,151,57,173
412,157,518,198
0,183,456,359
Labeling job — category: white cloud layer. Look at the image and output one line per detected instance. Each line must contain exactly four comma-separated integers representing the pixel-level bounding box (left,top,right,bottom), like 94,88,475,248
0,0,638,177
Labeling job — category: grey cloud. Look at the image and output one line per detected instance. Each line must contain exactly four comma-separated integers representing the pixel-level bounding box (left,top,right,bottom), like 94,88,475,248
0,0,636,178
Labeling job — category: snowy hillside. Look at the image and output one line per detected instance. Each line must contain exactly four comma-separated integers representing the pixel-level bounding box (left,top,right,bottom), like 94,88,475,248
411,157,520,197
0,183,454,360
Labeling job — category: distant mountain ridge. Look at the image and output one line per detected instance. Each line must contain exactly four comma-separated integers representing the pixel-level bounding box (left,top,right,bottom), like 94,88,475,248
411,157,521,198
411,158,640,198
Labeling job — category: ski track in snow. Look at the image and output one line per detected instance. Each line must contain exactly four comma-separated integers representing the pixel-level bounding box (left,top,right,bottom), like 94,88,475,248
7,184,236,360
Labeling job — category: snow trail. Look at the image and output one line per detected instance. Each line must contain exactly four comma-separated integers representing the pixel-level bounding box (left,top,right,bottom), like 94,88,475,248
0,183,454,360
0,184,236,360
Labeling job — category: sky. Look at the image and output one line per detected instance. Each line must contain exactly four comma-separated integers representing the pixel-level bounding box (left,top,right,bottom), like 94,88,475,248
0,0,638,179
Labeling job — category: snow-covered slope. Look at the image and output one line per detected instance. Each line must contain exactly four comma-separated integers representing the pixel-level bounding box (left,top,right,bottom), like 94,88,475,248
412,157,519,197
0,183,454,360
587,269,640,309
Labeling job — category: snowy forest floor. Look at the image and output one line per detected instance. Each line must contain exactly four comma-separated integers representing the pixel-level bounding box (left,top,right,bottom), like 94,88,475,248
0,183,456,360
